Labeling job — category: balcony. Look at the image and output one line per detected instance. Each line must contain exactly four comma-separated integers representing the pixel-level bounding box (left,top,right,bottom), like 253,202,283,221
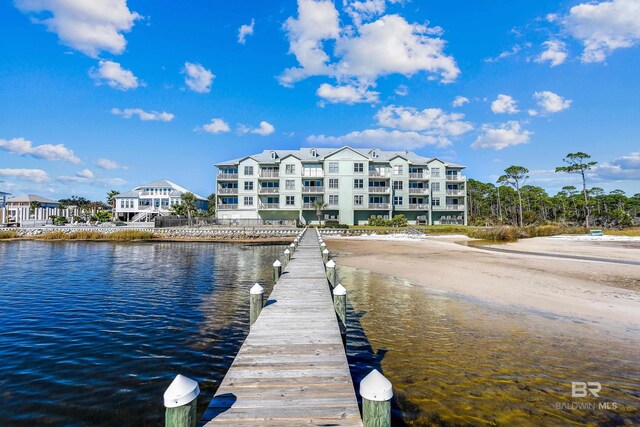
258,203,279,209
217,173,238,180
218,188,238,195
446,175,465,182
302,186,324,193
369,170,390,178
409,173,430,180
446,204,465,211
218,204,238,210
302,203,315,210
409,188,428,194
368,187,390,193
259,170,279,178
302,170,324,177
408,204,429,210
369,203,390,210
446,189,464,196
259,187,280,194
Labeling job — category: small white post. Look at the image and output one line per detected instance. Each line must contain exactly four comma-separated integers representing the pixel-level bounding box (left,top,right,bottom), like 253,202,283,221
273,260,282,282
284,248,291,265
250,283,264,327
289,242,296,254
322,248,329,264
326,259,337,286
360,369,393,427
320,242,327,253
333,283,347,341
164,374,200,427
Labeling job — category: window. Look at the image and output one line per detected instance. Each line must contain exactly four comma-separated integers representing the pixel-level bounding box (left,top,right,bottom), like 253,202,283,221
285,180,295,190
120,200,124,208
393,181,404,190
329,195,339,205
394,196,404,206
286,196,295,206
244,181,254,191
329,178,339,189
393,165,404,175
329,162,339,173
244,197,254,206
432,198,441,207
270,151,277,159
354,195,364,205
244,166,254,176
285,164,296,175
431,182,441,192
354,179,364,189
354,162,364,173
431,167,441,178
311,149,317,157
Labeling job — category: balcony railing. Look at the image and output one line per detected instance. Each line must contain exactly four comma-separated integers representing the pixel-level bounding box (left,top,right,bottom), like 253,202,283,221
302,203,315,210
369,170,390,177
302,186,324,193
259,170,279,178
409,188,427,194
408,204,429,210
217,173,238,180
446,190,464,196
302,170,324,177
368,187,389,193
369,203,390,210
409,173,430,180
218,204,238,210
446,175,464,181
259,187,280,194
218,188,238,194
258,203,279,209
446,204,465,211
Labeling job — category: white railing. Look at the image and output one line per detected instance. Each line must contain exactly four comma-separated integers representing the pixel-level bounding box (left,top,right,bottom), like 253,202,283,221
218,188,238,194
446,205,465,210
409,188,427,194
408,204,429,210
446,190,464,196
369,203,390,210
218,204,239,210
302,203,314,209
259,203,279,209
259,187,280,194
302,170,324,177
217,173,238,180
302,186,324,193
368,187,389,193
409,173,429,179
259,170,279,178
446,175,464,181
369,170,390,177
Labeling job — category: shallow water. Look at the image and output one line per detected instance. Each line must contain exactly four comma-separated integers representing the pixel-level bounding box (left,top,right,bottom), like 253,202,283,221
340,266,640,426
0,240,285,426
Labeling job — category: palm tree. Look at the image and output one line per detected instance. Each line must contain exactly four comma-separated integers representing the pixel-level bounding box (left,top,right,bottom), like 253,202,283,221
181,192,197,226
311,199,328,226
107,190,120,221
29,201,41,218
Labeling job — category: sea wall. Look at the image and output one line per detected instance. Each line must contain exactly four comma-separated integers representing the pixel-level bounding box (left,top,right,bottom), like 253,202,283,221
14,227,301,240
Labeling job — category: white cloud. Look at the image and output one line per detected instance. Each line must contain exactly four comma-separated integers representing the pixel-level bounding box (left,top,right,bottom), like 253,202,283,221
472,121,533,150
343,0,387,27
183,62,214,93
89,60,140,90
452,96,469,107
485,45,521,63
534,91,572,113
394,85,408,96
316,83,379,104
58,169,127,186
593,152,640,180
97,158,126,170
239,121,275,136
491,94,519,114
238,19,255,44
535,40,568,67
199,118,231,134
0,137,80,163
563,0,640,63
0,168,49,183
111,108,174,122
307,128,440,149
280,2,459,89
14,0,141,58
528,109,539,116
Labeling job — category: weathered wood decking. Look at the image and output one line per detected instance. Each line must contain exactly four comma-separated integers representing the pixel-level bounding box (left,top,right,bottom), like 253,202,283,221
202,230,362,426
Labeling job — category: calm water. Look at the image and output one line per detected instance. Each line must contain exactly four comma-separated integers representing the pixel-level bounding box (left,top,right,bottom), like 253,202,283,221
0,241,285,426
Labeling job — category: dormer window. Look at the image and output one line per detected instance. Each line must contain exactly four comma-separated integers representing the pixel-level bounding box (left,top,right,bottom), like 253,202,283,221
371,150,377,158
270,151,277,160
311,149,317,157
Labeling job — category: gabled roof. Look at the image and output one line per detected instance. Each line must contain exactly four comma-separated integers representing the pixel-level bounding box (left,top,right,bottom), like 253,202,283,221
215,146,466,168
6,194,59,204
116,180,207,200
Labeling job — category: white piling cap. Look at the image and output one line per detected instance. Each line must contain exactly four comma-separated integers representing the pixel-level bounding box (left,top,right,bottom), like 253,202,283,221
290,243,295,247
359,369,393,401
333,284,346,296
250,283,264,295
273,260,282,267
326,259,336,268
323,249,329,254
284,249,290,254
164,374,200,408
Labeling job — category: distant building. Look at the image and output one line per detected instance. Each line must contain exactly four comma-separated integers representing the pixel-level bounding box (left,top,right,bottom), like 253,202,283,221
114,179,208,222
214,146,467,226
4,194,60,223
0,191,10,208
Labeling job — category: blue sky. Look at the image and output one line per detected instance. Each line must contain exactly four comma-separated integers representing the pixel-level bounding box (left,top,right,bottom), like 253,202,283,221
1,0,639,202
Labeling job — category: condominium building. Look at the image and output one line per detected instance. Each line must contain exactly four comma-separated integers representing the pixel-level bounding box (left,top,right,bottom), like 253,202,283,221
114,179,208,222
215,146,467,226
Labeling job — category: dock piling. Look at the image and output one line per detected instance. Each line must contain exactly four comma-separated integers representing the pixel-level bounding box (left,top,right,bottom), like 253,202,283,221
322,248,329,264
249,283,264,327
284,248,291,265
273,260,282,282
326,259,337,286
360,369,393,427
289,242,296,254
164,374,200,427
333,283,347,342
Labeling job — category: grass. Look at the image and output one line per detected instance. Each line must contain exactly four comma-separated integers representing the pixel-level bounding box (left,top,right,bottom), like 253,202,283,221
35,230,156,241
465,225,588,242
0,230,18,239
604,227,640,237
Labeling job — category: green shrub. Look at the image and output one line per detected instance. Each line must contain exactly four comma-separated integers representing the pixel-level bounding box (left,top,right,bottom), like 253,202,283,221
367,214,408,227
0,230,18,239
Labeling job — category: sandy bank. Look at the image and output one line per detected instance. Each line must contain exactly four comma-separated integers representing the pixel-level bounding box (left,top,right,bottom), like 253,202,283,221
327,236,640,338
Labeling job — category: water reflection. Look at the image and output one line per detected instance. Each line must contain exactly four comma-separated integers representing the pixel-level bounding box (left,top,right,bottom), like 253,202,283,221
341,266,640,426
0,241,285,426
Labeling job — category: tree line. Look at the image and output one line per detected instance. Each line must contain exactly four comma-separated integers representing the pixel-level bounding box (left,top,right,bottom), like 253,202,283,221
467,152,639,228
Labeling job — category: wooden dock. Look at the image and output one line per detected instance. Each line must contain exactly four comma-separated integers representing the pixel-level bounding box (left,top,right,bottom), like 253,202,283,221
201,229,363,426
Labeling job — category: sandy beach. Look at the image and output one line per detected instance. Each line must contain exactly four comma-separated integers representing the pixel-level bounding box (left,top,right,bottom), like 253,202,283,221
326,235,640,339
